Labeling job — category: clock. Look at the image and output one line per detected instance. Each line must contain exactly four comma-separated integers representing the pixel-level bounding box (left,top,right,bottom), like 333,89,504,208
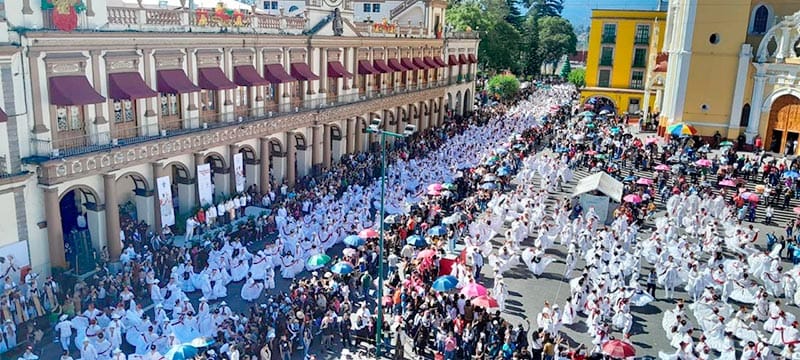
324,0,342,7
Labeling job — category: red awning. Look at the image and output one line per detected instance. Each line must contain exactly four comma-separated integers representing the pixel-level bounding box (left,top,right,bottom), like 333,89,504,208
412,57,428,70
234,65,268,86
468,54,478,64
0,107,7,123
358,60,380,75
401,58,418,70
290,62,320,81
263,64,295,84
373,59,392,73
328,61,354,78
49,75,106,106
448,55,459,66
459,54,469,65
434,57,447,67
388,59,407,72
108,72,158,100
198,67,237,90
424,57,438,68
156,69,200,94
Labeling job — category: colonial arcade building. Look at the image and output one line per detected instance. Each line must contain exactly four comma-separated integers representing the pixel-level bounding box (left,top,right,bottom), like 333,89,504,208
0,0,479,274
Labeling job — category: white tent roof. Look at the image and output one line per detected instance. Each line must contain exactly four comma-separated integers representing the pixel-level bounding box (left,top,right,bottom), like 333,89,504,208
572,172,623,202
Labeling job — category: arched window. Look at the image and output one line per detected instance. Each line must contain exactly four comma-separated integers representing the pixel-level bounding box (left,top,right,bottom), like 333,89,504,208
752,5,769,34
740,103,751,127
288,5,299,12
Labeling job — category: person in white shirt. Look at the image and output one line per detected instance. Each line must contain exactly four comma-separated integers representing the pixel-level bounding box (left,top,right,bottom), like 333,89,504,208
110,349,126,360
206,205,217,227
79,338,97,360
143,344,163,360
184,216,197,243
55,314,73,351
60,350,74,360
217,202,226,225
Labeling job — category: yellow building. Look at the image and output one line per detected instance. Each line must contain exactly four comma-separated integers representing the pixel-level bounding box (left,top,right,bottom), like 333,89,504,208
581,9,667,119
658,0,800,150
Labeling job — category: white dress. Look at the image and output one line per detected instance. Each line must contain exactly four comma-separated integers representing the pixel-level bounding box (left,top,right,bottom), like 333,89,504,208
521,248,556,277
240,277,264,302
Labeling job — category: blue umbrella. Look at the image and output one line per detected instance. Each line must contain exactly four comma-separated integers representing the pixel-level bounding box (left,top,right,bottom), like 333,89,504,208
784,170,800,179
428,226,447,236
513,143,526,150
609,127,621,134
496,166,512,176
480,182,498,190
406,235,427,247
165,344,198,360
331,261,354,275
623,175,637,182
188,337,216,348
495,147,509,155
484,159,498,166
578,111,594,117
343,234,365,247
432,275,459,292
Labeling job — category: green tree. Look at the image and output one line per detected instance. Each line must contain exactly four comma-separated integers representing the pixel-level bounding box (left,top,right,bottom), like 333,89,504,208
567,68,585,88
487,74,520,100
504,0,523,29
479,20,522,73
521,13,541,76
445,1,492,31
538,16,577,73
560,60,571,78
524,0,563,17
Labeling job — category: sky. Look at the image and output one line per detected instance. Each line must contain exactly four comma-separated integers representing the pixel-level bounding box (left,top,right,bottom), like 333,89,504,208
561,0,665,29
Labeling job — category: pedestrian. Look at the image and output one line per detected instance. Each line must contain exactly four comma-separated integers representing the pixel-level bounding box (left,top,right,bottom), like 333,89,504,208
765,205,774,225
646,269,657,297
473,249,484,280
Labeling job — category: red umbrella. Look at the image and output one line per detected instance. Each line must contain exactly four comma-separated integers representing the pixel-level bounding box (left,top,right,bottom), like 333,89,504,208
358,228,379,239
585,150,597,155
602,340,635,359
460,282,488,298
471,295,499,309
417,249,437,259
623,194,642,204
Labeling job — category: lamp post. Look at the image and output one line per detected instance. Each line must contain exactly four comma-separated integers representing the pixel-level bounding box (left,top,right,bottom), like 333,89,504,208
366,122,416,358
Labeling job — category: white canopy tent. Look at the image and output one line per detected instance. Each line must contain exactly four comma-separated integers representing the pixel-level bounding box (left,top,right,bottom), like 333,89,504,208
572,172,623,224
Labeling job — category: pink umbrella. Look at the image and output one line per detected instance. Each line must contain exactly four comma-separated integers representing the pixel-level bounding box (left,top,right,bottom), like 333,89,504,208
719,179,737,187
645,137,660,145
695,159,712,167
585,150,597,155
747,193,760,202
417,249,437,259
794,206,800,215
623,194,642,204
427,190,442,196
427,183,444,192
636,178,653,185
654,164,671,171
460,282,488,298
358,228,379,239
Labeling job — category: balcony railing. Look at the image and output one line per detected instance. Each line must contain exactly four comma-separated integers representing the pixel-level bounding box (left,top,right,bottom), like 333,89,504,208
599,57,613,66
30,80,453,160
601,35,616,44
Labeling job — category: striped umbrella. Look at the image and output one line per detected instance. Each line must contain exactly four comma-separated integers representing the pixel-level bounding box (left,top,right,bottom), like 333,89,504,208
667,123,698,136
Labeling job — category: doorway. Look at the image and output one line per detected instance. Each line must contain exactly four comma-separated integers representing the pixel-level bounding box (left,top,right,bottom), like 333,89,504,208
787,132,799,155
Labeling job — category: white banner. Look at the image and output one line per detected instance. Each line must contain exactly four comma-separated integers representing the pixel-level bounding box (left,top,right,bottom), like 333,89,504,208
156,176,176,226
197,163,214,207
233,152,245,193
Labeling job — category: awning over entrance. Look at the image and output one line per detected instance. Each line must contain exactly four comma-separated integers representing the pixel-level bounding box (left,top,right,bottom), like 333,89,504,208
434,57,447,67
198,67,237,90
401,58,418,70
108,72,158,100
49,75,106,106
468,54,478,64
290,62,320,81
388,59,407,72
458,54,469,65
357,60,380,75
448,55,459,66
373,59,393,73
412,57,429,70
263,64,295,84
424,57,439,68
328,61,354,78
156,69,201,94
233,65,269,86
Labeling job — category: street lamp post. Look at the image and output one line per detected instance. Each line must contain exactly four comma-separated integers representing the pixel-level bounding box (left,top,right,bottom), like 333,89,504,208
366,121,416,358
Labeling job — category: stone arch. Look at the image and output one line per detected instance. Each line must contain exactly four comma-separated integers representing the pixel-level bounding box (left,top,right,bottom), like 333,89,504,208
765,94,800,154
385,109,396,125
761,87,800,112
238,145,257,164
204,152,227,171
463,89,472,115
59,184,101,203
58,184,102,269
583,95,617,111
291,132,308,150
268,137,285,156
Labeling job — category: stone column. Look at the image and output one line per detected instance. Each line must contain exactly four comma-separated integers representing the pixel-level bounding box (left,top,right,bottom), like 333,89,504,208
103,174,122,260
89,51,107,126
746,72,766,142
44,188,67,268
654,89,663,113
346,118,356,154
259,137,271,193
194,152,205,204
286,132,296,188
141,48,157,119
319,48,328,94
152,163,164,232
354,119,364,153
323,124,332,169
29,50,48,135
185,48,198,111
229,144,240,194
312,125,322,175
343,48,352,90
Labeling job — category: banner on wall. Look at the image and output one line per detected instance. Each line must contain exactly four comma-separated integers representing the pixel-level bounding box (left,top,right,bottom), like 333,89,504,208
233,152,245,193
197,163,214,206
156,176,176,226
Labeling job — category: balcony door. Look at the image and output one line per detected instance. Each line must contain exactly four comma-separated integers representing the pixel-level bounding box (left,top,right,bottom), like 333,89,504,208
234,87,249,119
159,93,182,130
54,105,87,150
112,100,138,140
199,90,218,124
